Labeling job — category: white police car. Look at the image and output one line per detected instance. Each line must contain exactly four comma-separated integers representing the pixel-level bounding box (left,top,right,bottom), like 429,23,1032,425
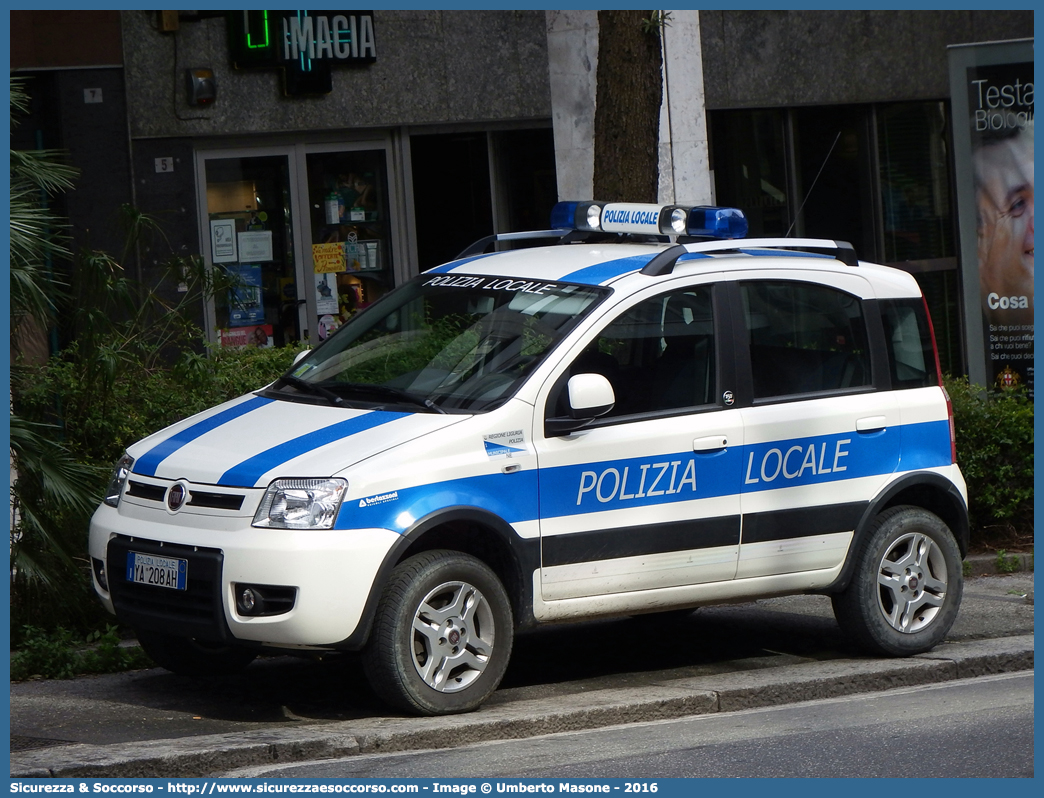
89,201,968,715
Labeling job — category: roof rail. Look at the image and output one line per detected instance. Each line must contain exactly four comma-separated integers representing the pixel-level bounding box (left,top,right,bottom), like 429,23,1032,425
456,229,572,259
640,238,859,276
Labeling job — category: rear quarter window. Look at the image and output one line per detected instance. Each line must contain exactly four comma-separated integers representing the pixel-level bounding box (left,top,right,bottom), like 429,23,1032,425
879,298,938,389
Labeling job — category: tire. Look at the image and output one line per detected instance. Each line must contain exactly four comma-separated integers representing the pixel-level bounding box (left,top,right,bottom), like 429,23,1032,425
832,506,963,656
363,550,514,715
137,630,257,677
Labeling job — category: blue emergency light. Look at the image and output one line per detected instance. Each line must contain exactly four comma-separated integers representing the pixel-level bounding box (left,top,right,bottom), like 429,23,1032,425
550,201,748,240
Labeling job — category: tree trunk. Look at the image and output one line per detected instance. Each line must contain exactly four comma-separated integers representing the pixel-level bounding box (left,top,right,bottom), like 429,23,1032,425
592,11,663,203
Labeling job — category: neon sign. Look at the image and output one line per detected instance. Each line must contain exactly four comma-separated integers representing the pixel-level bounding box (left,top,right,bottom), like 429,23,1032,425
227,10,377,96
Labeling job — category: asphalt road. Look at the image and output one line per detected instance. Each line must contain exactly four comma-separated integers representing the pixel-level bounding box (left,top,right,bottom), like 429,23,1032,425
11,574,1034,749
230,671,1035,778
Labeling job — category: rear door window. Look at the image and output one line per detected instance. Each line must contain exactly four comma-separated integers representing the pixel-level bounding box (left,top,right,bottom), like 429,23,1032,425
741,280,871,400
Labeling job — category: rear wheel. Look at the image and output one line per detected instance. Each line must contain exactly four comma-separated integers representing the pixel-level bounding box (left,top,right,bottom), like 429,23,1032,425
137,630,257,677
363,550,513,715
833,506,962,656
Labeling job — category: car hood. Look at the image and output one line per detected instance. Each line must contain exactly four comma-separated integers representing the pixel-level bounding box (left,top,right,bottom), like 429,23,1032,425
126,393,468,488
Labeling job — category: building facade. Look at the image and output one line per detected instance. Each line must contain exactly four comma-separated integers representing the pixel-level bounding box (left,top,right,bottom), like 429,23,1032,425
549,10,1033,378
11,9,1034,373
12,10,557,349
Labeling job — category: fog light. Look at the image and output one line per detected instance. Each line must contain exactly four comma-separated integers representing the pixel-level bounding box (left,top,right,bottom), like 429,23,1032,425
238,587,258,614
232,583,297,616
92,557,108,592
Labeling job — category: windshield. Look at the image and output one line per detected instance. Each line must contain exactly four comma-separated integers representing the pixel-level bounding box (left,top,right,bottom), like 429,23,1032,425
272,274,607,413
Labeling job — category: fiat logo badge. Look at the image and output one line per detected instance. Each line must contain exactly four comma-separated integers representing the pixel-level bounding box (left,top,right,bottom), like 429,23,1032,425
166,483,189,512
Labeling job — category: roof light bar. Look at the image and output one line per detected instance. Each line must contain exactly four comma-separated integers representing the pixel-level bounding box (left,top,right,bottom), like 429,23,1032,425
550,201,747,239
686,206,748,240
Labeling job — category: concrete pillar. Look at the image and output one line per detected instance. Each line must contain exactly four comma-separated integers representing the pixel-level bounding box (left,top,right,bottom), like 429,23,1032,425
658,10,713,205
545,10,598,201
546,10,713,206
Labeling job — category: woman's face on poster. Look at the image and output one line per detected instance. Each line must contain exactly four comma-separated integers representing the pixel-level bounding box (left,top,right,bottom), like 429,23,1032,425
976,132,1034,303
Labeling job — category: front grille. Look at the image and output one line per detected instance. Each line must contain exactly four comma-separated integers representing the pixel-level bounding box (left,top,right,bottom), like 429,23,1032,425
127,481,165,502
188,490,244,511
107,536,230,642
126,480,244,511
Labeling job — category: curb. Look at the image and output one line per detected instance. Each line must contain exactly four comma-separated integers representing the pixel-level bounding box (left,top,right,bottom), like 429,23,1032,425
10,634,1034,779
964,552,1034,576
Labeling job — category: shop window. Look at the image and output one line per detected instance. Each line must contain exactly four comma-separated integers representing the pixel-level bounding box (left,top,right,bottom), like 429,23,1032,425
492,129,558,236
877,101,955,264
792,105,875,259
411,132,494,270
204,156,298,348
305,149,393,340
711,104,962,377
709,109,789,238
912,270,962,377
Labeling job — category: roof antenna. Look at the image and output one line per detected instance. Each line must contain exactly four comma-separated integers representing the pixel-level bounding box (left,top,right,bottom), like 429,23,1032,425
785,130,841,237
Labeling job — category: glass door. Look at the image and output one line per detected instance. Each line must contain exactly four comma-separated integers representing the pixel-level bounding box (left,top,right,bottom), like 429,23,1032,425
197,139,401,348
301,145,395,342
198,152,305,348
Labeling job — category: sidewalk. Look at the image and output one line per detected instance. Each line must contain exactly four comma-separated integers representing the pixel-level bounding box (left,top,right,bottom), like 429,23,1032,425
10,572,1034,779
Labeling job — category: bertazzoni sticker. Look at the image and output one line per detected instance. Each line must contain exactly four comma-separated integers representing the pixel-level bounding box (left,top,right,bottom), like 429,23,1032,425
359,490,399,508
483,429,526,459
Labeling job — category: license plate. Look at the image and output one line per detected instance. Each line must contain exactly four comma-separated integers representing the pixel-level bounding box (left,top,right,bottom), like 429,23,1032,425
126,551,188,590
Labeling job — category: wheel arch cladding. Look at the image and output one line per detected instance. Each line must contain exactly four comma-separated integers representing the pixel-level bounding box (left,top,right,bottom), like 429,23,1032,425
397,507,539,631
826,472,969,594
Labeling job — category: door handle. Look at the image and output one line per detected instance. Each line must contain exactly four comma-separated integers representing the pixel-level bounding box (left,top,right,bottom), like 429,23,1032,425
856,416,887,433
693,435,728,452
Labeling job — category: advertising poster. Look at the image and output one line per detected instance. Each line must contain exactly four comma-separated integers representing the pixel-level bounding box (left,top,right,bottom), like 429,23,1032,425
314,272,340,314
226,263,265,327
219,324,274,348
238,230,274,262
209,218,238,263
949,41,1034,396
312,241,347,273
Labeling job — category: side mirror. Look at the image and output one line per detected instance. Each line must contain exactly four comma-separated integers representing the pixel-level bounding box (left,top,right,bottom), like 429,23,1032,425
546,373,615,435
292,349,312,366
567,373,615,418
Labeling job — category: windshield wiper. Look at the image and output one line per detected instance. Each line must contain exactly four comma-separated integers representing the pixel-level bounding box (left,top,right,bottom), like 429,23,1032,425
277,375,346,407
341,382,447,414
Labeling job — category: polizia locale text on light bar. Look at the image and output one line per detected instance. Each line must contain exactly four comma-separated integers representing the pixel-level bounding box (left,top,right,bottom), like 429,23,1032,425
550,201,749,239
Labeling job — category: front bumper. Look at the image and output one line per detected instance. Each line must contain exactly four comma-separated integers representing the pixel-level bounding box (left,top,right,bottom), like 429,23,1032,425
89,501,400,648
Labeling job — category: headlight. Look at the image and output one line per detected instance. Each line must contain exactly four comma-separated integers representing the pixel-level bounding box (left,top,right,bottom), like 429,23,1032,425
253,478,348,529
103,453,134,508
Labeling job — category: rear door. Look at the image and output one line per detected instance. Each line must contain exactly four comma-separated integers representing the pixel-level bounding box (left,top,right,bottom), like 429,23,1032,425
731,271,901,580
533,277,745,601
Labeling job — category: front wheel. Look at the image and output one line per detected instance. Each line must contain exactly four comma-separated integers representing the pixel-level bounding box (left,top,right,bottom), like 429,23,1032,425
136,630,257,677
832,506,963,656
363,550,514,715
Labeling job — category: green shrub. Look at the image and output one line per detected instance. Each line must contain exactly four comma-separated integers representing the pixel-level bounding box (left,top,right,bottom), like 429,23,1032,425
11,342,301,638
16,342,303,467
10,625,153,681
995,550,1020,574
944,375,1033,544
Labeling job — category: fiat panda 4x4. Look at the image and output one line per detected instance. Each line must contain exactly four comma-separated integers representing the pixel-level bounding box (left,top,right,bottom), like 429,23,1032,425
90,201,968,715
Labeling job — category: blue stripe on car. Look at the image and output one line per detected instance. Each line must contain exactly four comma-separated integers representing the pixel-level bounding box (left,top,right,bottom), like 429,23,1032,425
343,470,540,533
218,410,410,487
339,420,952,535
558,255,654,285
134,396,274,477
